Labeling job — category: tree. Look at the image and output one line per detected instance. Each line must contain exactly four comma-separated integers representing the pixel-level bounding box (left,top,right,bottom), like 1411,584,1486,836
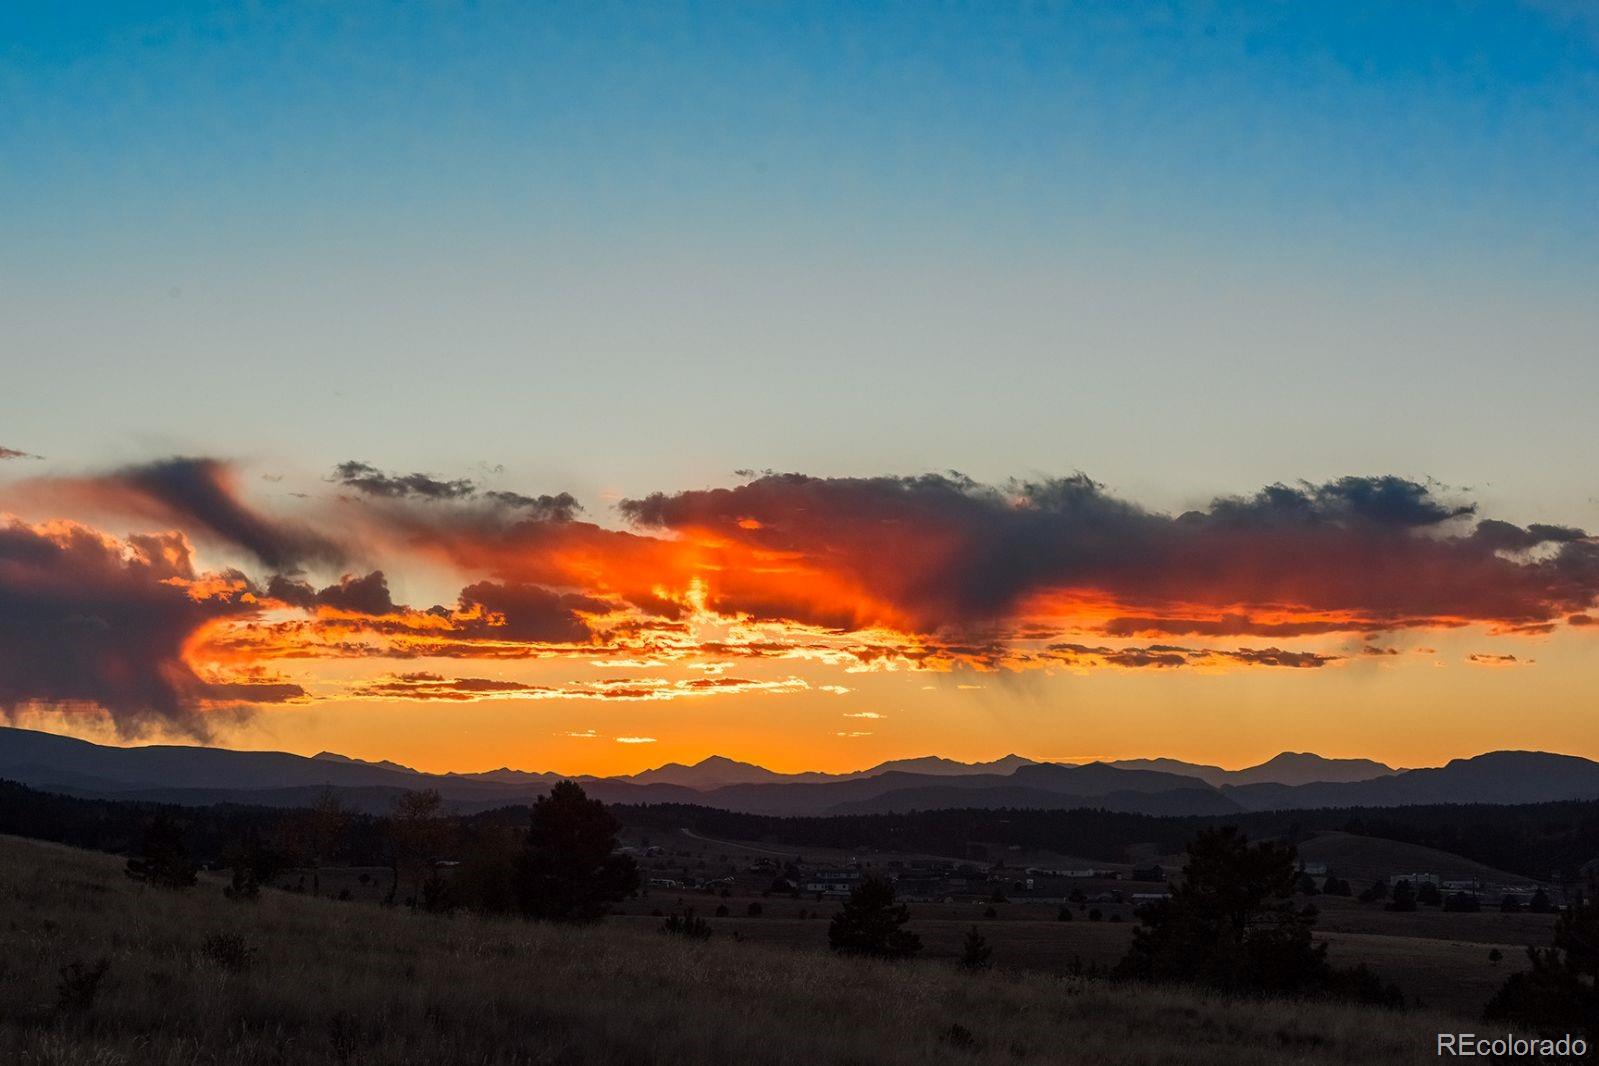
1484,893,1598,1038
1117,827,1329,996
1417,881,1443,907
514,781,639,922
828,876,922,958
959,926,992,971
220,829,282,901
1358,879,1388,903
387,788,447,907
125,812,197,889
1529,888,1555,914
1386,880,1417,912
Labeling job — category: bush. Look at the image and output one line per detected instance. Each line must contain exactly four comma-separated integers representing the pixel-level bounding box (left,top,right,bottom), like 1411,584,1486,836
1056,905,1073,922
746,901,763,917
660,909,713,941
200,932,257,972
959,926,992,971
714,903,729,918
55,958,110,1012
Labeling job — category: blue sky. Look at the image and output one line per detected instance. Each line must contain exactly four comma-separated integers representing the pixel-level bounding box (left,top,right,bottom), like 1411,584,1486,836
2,1,1596,521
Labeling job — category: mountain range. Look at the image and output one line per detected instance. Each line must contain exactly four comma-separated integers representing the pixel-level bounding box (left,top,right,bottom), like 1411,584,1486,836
2,725,1596,818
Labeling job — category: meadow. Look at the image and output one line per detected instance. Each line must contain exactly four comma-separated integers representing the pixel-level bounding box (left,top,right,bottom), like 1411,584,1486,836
0,833,1477,1065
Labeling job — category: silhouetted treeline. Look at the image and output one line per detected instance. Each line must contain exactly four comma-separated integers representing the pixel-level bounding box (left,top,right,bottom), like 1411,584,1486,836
608,799,1599,881
3,778,1596,882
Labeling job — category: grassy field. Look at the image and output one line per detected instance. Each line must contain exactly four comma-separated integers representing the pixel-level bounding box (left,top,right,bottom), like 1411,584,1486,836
0,833,1473,1065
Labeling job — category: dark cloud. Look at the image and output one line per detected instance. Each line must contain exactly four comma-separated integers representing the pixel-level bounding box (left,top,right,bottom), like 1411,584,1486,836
618,472,1598,636
456,581,609,643
331,461,475,501
268,571,396,616
77,457,344,570
1470,519,1587,553
331,461,582,520
1045,642,1339,669
0,520,300,738
0,446,41,460
1466,652,1528,666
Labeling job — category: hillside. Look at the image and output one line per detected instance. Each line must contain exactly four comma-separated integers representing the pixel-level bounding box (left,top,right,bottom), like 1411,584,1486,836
0,834,1458,1065
1292,831,1538,886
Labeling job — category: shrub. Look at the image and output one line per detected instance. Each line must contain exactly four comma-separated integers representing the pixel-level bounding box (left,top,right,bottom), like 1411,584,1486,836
661,909,713,941
200,932,257,972
1056,905,1073,922
959,927,992,972
55,958,110,1013
746,901,763,917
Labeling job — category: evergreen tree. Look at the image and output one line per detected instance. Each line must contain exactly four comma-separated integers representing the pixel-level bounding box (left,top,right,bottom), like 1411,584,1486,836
828,876,922,958
1116,827,1329,995
1485,893,1598,1038
959,926,993,971
1385,880,1417,912
125,812,197,889
514,781,639,922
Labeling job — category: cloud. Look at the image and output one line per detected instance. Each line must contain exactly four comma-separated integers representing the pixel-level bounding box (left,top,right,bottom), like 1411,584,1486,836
835,731,873,737
332,460,581,521
1466,652,1531,667
1044,642,1341,669
23,457,342,570
555,728,600,739
0,446,41,460
347,672,811,703
842,711,884,719
0,519,300,737
455,581,608,643
615,736,656,744
615,472,1598,639
267,571,396,616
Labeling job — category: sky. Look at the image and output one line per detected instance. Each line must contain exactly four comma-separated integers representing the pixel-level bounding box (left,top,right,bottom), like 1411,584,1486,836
1,2,1596,774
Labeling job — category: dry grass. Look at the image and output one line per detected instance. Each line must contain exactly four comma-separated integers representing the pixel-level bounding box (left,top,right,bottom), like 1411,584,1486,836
0,834,1461,1065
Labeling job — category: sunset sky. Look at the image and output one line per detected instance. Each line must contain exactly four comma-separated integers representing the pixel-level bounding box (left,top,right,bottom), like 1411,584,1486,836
3,3,1597,774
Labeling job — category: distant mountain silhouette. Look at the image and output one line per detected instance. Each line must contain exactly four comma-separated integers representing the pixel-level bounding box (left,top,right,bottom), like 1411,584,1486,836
1223,751,1599,811
3,726,1594,817
1109,752,1398,787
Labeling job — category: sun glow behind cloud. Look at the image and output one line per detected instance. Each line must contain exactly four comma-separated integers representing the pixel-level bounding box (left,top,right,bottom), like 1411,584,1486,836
2,458,1597,770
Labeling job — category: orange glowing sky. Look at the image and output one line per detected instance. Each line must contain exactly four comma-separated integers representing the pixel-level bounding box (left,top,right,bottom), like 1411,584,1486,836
1,458,1596,773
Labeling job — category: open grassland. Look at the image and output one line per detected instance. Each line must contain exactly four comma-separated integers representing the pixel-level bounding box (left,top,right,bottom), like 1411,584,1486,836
1,834,1472,1065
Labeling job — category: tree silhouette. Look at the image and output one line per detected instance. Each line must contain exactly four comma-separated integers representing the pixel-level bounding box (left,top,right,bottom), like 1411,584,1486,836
125,812,197,889
1385,880,1417,912
514,781,639,922
1117,827,1328,995
959,926,992,971
387,788,446,906
828,876,922,958
1485,893,1598,1038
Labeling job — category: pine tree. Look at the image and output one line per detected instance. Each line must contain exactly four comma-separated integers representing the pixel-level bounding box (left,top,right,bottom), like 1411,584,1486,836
1485,893,1598,1037
959,926,993,971
125,812,197,889
514,781,639,922
828,876,922,958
